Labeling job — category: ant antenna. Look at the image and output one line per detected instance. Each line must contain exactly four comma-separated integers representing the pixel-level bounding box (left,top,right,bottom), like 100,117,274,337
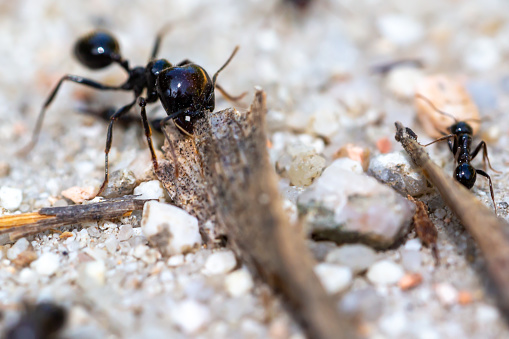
212,46,239,87
415,93,458,123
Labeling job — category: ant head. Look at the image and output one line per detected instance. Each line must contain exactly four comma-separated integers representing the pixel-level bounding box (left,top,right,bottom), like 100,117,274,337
74,30,121,69
449,121,473,135
146,58,172,90
455,163,476,189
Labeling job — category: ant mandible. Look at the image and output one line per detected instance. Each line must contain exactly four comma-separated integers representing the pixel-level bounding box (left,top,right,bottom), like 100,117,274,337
19,27,244,196
416,94,500,213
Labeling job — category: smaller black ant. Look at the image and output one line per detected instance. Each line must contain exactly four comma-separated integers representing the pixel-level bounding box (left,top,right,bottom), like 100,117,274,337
416,94,500,213
19,27,244,196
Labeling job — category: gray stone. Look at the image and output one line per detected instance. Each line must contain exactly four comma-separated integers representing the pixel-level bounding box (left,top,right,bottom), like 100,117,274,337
339,288,384,321
100,169,137,198
368,151,431,196
298,159,415,249
325,244,377,274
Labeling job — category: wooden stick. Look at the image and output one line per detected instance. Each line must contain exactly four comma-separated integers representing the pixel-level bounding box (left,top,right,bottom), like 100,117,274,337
395,121,509,316
158,90,360,339
0,196,148,241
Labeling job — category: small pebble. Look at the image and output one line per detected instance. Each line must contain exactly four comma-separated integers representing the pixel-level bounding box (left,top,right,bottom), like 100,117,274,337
435,282,458,306
141,201,201,256
367,260,404,285
117,225,134,242
0,186,22,210
476,304,499,323
87,226,101,238
434,208,446,219
101,169,137,198
171,299,211,334
18,268,37,284
404,238,422,251
458,291,473,305
385,66,424,99
104,236,119,254
314,263,352,294
167,255,185,267
7,238,29,260
287,152,326,187
31,252,60,276
398,273,423,290
0,162,10,177
325,244,377,274
378,311,408,337
61,186,95,204
82,260,106,286
134,180,166,201
202,250,237,276
401,249,422,272
377,14,424,46
225,269,254,297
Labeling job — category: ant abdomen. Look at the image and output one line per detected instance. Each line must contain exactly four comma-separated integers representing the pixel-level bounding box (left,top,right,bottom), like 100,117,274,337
74,31,120,69
455,163,476,189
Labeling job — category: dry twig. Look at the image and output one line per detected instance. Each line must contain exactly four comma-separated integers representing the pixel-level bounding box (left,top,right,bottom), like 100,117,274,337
157,90,359,339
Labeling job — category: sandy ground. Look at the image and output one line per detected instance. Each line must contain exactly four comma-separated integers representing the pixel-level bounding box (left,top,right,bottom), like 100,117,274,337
1,0,509,338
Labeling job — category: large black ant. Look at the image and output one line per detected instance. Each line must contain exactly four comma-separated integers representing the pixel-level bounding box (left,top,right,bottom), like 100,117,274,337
416,94,499,213
19,28,244,196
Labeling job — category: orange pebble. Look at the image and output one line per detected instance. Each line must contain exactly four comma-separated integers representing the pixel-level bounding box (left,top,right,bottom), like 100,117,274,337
398,273,423,290
333,143,370,170
59,231,74,239
458,291,473,305
376,137,392,154
415,74,480,138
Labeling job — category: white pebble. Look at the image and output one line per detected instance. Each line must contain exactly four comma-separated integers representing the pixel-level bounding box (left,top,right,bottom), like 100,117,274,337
386,67,424,99
105,235,119,254
141,201,201,256
134,180,166,201
202,251,237,276
377,14,424,46
325,244,377,274
401,250,422,272
404,238,422,251
379,312,408,337
83,260,106,286
171,299,211,334
435,283,458,306
476,304,499,323
167,254,185,267
366,260,404,285
314,263,352,294
18,268,37,284
31,252,60,276
225,269,254,297
7,238,29,260
0,186,22,210
117,225,134,241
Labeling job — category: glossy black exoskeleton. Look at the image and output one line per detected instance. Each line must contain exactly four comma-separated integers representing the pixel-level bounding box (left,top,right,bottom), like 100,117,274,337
19,28,244,196
4,302,67,339
417,94,499,212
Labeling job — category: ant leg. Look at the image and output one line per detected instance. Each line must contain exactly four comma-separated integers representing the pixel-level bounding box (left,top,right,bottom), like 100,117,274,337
149,23,173,61
476,169,497,214
422,134,456,147
138,97,159,171
471,141,501,173
18,75,124,156
96,98,138,197
215,83,248,102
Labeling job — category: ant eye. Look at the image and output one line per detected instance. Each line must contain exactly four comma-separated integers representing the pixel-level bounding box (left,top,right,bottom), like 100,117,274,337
74,31,120,69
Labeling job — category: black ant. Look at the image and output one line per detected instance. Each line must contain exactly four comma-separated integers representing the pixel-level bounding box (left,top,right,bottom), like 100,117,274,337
4,302,67,339
19,28,244,196
416,94,500,213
